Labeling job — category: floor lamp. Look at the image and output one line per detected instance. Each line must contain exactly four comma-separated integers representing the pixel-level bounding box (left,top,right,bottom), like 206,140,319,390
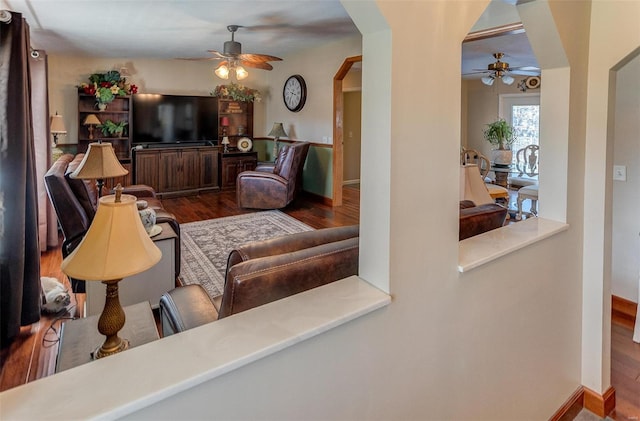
69,142,128,197
61,186,161,358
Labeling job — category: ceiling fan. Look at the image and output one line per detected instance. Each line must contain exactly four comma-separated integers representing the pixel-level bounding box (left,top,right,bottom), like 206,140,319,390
180,25,282,80
467,52,540,86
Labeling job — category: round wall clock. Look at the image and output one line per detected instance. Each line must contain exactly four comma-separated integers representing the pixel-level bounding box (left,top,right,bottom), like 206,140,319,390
283,74,307,112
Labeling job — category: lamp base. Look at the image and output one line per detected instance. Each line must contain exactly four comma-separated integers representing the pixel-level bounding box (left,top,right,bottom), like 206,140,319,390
94,338,129,359
92,279,129,359
272,139,278,162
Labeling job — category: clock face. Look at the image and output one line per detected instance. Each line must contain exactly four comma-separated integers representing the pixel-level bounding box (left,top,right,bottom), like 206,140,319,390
283,75,306,112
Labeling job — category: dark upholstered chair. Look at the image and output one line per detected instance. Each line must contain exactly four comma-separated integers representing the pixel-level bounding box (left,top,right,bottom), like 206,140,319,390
236,141,310,209
44,153,181,292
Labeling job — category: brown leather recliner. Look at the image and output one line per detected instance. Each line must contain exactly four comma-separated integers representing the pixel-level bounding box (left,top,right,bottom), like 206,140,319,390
158,225,359,336
44,153,181,292
236,141,310,209
459,200,508,240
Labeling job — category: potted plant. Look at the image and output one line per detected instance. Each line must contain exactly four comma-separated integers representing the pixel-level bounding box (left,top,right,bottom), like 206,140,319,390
483,118,516,166
98,120,128,137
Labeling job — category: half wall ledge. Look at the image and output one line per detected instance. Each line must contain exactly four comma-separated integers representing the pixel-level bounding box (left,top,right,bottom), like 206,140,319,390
458,217,569,272
0,276,390,420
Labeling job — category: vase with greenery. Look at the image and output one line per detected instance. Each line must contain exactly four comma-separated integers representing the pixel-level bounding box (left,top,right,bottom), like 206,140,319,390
483,118,516,166
211,83,261,102
78,70,138,110
98,120,128,138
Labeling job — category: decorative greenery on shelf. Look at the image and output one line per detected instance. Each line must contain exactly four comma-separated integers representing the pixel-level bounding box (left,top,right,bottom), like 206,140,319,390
78,70,138,105
98,119,128,137
483,118,516,150
211,83,261,102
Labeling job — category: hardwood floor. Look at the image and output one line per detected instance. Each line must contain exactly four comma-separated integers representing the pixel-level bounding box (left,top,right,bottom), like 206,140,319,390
611,302,640,419
1,184,638,421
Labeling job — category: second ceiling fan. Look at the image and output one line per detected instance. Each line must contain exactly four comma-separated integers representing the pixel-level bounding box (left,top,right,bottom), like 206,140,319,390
468,52,540,86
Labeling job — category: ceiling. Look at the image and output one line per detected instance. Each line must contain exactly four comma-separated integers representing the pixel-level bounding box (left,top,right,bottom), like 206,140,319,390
2,0,538,79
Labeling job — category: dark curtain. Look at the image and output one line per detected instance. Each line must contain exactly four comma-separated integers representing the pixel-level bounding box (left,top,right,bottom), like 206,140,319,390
0,12,42,348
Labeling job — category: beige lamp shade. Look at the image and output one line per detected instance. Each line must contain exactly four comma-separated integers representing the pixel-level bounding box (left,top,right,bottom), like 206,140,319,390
50,114,67,134
221,136,230,145
83,114,101,126
70,142,129,179
267,122,287,139
61,193,161,280
460,164,494,206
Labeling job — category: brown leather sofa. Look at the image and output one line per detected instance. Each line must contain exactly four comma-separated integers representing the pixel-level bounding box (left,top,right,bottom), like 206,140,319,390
459,200,508,240
44,153,181,292
236,141,310,209
159,225,359,336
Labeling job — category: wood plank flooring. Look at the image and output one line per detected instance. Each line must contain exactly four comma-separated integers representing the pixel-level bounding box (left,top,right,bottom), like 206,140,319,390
1,184,638,421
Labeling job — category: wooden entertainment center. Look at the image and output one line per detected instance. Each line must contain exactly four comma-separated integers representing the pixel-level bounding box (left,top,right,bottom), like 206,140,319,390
78,92,258,196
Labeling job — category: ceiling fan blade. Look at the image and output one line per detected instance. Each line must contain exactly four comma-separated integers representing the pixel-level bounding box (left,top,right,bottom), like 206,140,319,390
206,50,229,59
509,66,540,71
176,56,218,61
509,69,541,76
240,60,273,70
238,53,283,63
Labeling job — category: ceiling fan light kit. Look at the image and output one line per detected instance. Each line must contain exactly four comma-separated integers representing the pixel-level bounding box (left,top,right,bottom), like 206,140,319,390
471,52,539,87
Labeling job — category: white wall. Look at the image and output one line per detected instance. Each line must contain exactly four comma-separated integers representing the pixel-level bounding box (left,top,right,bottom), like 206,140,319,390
261,35,362,143
612,54,640,303
126,1,589,418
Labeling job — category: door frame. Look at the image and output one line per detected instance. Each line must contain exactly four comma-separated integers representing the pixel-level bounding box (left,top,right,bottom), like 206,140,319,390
332,55,362,207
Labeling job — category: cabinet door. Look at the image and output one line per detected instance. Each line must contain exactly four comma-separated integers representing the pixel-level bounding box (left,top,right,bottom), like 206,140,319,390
159,151,182,192
135,152,159,191
240,158,257,172
221,157,240,190
199,148,219,188
180,149,200,191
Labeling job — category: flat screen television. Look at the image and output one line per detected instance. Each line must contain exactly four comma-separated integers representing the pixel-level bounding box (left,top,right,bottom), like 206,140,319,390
132,94,218,145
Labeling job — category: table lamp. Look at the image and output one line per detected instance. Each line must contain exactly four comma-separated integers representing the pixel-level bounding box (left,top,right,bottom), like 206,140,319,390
220,116,230,136
221,136,230,153
70,142,128,197
83,114,101,140
50,112,67,146
61,185,161,359
267,122,287,161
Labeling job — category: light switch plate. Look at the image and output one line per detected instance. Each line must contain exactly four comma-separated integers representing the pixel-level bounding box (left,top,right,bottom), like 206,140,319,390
613,165,627,181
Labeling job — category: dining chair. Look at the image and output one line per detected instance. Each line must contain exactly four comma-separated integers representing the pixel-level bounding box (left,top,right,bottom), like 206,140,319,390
513,145,540,220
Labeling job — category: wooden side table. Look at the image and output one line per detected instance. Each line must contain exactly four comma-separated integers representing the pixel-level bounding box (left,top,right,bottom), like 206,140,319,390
85,222,177,316
56,301,159,372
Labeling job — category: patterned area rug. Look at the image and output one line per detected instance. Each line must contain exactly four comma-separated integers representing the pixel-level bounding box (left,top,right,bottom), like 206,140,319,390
180,210,313,300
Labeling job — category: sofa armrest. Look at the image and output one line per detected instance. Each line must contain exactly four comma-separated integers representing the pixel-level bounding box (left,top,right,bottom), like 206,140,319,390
255,162,276,172
120,184,157,198
227,225,360,269
459,203,507,241
218,237,359,318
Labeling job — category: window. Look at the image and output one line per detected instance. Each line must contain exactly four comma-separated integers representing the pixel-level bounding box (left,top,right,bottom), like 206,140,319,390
501,94,540,165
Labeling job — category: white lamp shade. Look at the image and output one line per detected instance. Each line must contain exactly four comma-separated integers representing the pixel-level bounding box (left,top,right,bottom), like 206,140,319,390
70,142,129,179
502,75,515,85
61,194,161,280
221,136,230,145
481,76,495,86
50,114,67,134
460,164,494,206
215,65,230,79
235,66,248,80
